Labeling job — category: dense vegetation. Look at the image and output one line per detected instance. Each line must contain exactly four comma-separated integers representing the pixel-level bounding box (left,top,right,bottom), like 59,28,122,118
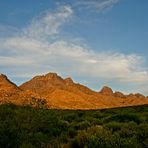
0,104,148,148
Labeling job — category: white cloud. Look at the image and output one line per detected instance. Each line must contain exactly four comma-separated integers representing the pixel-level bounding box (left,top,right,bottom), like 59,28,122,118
2,37,49,56
23,5,73,39
0,56,34,66
0,5,148,94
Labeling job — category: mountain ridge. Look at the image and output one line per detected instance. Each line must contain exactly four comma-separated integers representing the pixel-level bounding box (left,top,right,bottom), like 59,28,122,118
0,72,148,109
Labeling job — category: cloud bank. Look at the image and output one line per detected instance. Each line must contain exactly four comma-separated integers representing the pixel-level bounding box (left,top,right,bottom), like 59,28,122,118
0,4,148,94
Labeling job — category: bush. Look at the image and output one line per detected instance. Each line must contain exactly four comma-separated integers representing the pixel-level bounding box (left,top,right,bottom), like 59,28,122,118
0,104,147,147
70,126,121,148
105,121,123,132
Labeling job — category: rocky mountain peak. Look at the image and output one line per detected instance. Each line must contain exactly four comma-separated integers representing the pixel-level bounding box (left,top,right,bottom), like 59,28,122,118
20,72,66,95
31,72,64,82
64,77,74,84
134,93,145,99
100,86,113,96
114,91,125,98
45,72,58,78
43,72,64,82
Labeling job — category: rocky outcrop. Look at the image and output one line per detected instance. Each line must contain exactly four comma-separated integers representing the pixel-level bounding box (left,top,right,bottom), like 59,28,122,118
127,93,145,99
100,86,113,96
134,93,145,99
64,77,74,85
114,91,126,98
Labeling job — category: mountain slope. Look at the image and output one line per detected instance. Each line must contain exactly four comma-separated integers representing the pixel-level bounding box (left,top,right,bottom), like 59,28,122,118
0,74,19,91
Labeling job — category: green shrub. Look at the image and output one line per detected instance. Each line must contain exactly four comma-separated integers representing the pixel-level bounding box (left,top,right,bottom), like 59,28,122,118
105,121,123,132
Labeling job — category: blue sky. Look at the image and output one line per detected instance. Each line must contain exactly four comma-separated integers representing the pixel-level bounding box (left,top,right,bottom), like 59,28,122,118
0,0,148,95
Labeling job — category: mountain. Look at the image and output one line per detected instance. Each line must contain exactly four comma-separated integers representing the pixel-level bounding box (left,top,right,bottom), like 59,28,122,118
0,74,41,106
20,73,65,95
0,72,148,109
20,73,105,109
0,74,19,104
0,74,19,91
20,73,96,97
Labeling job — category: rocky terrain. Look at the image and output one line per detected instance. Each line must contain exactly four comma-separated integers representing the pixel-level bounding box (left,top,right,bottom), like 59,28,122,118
0,73,148,109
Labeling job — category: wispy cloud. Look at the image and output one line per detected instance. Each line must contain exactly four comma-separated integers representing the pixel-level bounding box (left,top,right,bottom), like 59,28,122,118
75,0,119,12
24,6,73,39
0,4,148,94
